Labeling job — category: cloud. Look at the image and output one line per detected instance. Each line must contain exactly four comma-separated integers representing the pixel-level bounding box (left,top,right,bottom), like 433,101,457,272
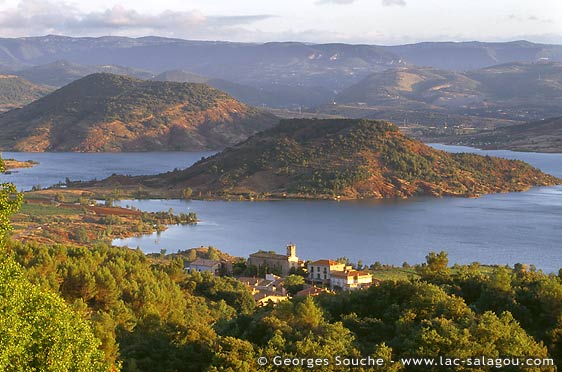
382,0,406,6
316,0,406,5
0,0,274,39
507,14,553,24
316,0,356,4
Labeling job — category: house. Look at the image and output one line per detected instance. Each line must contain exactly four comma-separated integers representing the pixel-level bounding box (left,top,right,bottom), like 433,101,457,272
186,258,221,274
295,286,330,297
330,270,373,291
307,259,349,285
238,273,288,306
247,243,302,276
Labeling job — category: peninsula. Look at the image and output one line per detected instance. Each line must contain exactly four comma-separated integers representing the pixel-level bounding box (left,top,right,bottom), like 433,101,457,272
83,118,561,199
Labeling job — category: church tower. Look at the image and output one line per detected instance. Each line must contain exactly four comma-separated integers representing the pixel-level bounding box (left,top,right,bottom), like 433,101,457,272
286,243,297,259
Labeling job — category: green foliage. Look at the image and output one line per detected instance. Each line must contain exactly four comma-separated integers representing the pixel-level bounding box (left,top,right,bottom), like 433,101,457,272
0,256,111,371
417,251,451,280
205,246,220,260
181,187,193,199
0,158,23,243
283,274,305,296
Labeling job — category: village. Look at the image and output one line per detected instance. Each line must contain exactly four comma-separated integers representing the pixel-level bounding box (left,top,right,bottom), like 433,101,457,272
186,243,379,306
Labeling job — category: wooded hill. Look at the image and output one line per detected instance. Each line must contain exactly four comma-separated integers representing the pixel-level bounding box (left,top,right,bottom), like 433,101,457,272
102,118,560,199
0,74,51,112
0,73,278,152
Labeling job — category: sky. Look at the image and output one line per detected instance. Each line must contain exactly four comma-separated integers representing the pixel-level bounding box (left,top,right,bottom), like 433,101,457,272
0,0,560,45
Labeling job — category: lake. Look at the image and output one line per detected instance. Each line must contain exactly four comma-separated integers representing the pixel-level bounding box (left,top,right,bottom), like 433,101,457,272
1,151,215,192
2,146,561,272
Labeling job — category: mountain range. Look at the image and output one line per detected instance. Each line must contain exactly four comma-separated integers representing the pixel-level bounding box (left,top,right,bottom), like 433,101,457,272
0,73,278,152
1,36,561,94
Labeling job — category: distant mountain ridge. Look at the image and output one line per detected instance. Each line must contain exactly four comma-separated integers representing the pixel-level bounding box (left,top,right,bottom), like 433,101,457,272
385,40,562,70
1,35,560,95
0,73,278,152
97,119,560,199
328,62,562,124
153,69,333,109
13,60,154,87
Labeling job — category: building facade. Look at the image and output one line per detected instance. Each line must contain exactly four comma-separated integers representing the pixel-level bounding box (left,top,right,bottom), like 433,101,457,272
247,243,302,276
186,258,221,274
330,270,373,291
307,259,347,285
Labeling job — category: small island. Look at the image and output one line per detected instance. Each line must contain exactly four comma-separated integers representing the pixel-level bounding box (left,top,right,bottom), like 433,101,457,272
76,118,561,200
3,158,39,170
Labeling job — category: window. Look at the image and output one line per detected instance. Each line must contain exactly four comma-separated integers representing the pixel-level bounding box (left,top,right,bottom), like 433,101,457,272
317,273,320,279
324,274,327,279
310,266,314,272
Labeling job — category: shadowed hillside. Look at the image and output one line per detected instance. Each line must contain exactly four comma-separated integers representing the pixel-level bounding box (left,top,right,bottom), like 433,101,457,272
0,75,51,111
450,116,562,152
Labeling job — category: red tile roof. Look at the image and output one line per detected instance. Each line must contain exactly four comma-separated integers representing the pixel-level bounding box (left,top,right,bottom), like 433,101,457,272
331,270,371,278
296,286,329,297
310,259,342,266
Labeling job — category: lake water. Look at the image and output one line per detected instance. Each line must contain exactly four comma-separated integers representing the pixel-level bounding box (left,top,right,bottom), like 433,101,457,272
1,151,215,191
2,146,561,272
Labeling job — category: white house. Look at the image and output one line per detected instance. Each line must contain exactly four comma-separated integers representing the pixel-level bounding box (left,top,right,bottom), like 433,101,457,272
330,270,373,291
307,259,349,285
186,258,221,274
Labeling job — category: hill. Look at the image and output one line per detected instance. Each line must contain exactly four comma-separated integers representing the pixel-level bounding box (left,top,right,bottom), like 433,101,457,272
328,62,562,126
0,75,51,111
14,60,154,87
99,119,560,199
0,73,279,152
154,69,333,109
449,116,562,153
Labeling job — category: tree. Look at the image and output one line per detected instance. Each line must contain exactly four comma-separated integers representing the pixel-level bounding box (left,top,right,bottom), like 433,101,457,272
0,256,112,372
417,251,451,280
0,160,112,371
181,188,193,199
283,274,305,296
0,157,22,243
206,246,220,261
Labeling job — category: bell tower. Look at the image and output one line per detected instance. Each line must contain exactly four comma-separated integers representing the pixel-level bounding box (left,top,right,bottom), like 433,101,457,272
286,243,297,259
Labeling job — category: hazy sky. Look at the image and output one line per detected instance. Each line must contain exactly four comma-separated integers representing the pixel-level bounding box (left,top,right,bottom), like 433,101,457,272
0,0,560,44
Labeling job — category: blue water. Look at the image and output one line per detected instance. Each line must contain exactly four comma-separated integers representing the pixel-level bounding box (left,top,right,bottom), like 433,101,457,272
115,145,562,272
0,151,215,191
2,146,561,272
